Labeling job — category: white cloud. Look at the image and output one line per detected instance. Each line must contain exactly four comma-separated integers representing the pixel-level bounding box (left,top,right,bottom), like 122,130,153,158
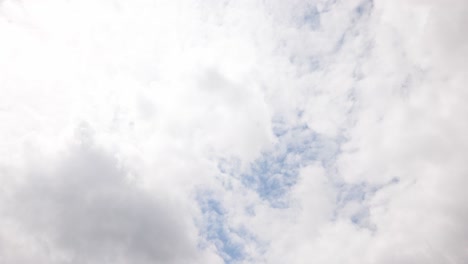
1,0,467,263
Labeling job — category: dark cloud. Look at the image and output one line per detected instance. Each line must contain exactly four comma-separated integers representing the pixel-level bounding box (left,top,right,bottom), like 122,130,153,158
2,130,199,264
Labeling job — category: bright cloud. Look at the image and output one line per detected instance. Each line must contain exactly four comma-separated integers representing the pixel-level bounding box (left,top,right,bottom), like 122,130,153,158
1,0,467,263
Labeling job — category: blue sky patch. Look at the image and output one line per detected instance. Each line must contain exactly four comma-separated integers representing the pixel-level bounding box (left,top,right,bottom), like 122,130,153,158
197,194,246,263
242,121,339,207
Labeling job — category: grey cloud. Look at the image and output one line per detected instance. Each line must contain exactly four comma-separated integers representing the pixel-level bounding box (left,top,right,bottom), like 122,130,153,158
1,131,200,264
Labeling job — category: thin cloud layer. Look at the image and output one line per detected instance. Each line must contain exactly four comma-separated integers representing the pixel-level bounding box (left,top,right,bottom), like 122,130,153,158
1,0,467,263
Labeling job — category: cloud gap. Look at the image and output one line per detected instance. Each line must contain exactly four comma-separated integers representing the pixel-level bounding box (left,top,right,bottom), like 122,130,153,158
241,121,339,207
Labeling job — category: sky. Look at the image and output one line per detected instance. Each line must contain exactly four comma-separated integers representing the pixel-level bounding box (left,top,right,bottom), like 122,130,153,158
0,0,467,263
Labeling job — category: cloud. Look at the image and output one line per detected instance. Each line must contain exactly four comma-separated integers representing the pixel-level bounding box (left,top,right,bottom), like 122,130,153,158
248,0,468,263
0,124,221,264
1,0,468,263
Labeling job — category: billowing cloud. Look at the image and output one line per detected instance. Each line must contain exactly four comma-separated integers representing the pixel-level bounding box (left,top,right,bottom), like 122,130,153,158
0,124,221,264
1,0,467,263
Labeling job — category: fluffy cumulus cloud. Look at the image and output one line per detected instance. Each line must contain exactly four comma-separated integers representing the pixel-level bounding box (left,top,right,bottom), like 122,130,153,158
1,0,467,263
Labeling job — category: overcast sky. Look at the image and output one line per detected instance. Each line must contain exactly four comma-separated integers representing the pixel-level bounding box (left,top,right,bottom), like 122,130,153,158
1,0,467,263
